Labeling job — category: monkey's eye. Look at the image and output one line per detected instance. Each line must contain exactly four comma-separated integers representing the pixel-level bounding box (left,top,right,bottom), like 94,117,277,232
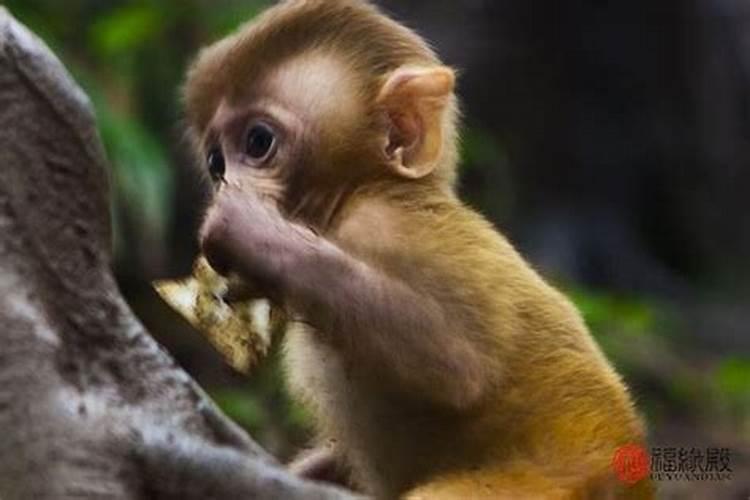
245,123,276,162
206,147,225,181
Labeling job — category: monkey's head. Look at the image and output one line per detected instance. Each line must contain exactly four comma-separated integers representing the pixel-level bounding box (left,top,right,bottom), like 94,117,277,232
183,0,459,229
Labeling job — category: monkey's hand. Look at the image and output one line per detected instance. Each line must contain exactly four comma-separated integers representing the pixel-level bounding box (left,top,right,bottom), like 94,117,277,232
200,184,319,300
288,446,355,490
200,185,488,411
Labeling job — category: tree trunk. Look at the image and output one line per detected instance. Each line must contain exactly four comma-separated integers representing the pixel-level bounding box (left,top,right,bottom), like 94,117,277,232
0,8,356,499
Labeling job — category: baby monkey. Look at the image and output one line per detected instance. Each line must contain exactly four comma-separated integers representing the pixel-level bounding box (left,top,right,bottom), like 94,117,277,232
184,0,652,498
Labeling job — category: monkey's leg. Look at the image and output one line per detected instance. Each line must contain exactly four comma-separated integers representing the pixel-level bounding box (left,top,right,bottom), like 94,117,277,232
288,446,357,490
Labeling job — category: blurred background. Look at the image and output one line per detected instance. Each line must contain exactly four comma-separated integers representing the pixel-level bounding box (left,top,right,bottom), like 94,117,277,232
5,1,749,497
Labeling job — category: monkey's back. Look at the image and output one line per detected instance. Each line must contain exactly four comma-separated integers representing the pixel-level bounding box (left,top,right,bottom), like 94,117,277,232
284,194,651,498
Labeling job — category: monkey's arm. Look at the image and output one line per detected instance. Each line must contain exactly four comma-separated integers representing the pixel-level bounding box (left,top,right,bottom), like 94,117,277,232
201,187,490,410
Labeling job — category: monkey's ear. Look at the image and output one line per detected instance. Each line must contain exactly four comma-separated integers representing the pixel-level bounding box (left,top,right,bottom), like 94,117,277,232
377,65,455,179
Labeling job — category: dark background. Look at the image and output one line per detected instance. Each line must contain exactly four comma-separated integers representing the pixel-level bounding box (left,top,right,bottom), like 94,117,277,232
5,1,749,497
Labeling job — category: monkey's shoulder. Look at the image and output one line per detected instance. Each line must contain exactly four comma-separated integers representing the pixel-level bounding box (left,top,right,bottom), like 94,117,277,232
332,195,513,258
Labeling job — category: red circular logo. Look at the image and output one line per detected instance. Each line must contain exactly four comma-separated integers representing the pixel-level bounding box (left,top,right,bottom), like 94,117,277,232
611,443,650,484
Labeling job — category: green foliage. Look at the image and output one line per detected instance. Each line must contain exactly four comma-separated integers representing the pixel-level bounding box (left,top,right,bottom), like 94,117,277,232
203,1,271,37
285,397,313,432
460,127,505,170
712,358,750,433
715,358,750,398
567,287,664,411
211,388,266,432
93,90,173,259
569,287,656,337
569,285,750,437
458,126,514,223
208,351,313,456
89,4,161,58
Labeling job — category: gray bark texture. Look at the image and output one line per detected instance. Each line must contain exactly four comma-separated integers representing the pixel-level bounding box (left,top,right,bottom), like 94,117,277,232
0,8,356,500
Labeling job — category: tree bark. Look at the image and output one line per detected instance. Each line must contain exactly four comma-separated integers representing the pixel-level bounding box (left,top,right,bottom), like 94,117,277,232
0,8,356,499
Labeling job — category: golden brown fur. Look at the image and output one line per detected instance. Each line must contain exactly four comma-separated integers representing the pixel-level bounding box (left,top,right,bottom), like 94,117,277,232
184,1,653,499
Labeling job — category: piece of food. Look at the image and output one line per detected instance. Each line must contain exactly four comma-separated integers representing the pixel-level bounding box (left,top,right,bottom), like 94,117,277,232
153,256,284,373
